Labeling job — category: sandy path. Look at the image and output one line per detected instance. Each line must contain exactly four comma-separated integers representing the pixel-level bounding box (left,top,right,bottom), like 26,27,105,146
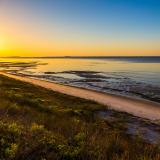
1,72,160,120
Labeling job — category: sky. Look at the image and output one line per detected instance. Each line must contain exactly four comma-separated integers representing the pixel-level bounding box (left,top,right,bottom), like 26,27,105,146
0,0,160,57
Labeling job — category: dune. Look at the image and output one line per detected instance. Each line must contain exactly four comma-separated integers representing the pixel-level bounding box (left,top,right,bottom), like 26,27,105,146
0,71,160,121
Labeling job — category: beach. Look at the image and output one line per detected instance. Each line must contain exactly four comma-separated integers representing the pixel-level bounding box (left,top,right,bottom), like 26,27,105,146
1,71,160,121
1,0,160,158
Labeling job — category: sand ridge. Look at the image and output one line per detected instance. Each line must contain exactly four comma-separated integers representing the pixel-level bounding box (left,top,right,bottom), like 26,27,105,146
1,72,160,120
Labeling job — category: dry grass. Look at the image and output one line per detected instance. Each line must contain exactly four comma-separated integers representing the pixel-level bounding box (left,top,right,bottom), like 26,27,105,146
0,75,160,160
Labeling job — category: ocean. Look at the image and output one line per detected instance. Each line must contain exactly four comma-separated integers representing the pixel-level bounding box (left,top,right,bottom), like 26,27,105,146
0,57,160,102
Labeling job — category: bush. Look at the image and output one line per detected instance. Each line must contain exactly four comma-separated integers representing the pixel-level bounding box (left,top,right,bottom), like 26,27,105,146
0,121,22,159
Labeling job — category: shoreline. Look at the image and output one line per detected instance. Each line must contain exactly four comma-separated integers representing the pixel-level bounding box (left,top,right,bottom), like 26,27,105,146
0,71,160,121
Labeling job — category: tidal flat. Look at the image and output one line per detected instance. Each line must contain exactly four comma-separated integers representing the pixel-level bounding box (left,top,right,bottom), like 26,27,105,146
0,58,160,103
0,74,160,160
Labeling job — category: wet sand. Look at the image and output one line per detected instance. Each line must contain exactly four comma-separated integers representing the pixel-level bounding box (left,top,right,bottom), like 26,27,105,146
1,72,160,121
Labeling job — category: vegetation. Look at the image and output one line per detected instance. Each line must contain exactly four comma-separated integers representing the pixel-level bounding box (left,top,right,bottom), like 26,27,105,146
0,75,159,160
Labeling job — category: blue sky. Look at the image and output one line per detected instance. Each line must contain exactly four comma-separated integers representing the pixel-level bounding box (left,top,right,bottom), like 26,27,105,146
0,0,160,56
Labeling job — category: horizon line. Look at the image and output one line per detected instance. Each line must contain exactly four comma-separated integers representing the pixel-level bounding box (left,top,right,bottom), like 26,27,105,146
0,56,160,58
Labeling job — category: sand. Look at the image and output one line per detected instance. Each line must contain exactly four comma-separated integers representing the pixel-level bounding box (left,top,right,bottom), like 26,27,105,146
0,72,160,121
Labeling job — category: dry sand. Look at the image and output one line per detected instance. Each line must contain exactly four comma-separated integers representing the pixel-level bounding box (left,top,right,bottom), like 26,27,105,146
1,72,160,121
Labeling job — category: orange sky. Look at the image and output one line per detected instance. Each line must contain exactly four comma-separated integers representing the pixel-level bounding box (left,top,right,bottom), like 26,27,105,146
0,24,159,57
0,22,159,57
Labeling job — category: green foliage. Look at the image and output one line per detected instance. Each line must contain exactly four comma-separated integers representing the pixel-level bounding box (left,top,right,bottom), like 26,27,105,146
5,143,18,159
0,75,159,160
0,121,22,159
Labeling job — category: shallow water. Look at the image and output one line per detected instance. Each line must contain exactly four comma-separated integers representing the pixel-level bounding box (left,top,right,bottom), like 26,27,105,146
0,57,160,102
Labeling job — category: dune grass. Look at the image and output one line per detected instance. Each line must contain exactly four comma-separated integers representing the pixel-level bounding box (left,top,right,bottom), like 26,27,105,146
0,74,160,160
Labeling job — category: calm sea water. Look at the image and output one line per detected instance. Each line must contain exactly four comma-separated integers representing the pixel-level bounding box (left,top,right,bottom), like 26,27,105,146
0,57,160,102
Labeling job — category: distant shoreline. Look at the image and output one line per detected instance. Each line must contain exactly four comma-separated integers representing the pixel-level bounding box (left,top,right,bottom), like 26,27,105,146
1,56,160,58
1,56,160,63
1,71,160,121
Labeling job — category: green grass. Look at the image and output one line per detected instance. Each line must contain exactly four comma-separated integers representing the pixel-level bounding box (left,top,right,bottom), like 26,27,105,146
0,75,159,160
